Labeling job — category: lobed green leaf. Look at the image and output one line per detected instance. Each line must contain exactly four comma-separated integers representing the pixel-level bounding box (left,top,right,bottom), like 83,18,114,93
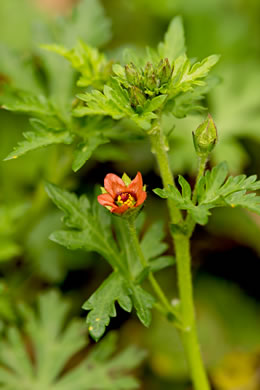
4,120,73,161
158,16,186,64
154,162,260,225
0,290,144,390
82,272,132,341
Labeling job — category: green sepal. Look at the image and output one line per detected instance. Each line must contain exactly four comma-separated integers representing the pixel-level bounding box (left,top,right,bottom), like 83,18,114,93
122,172,132,186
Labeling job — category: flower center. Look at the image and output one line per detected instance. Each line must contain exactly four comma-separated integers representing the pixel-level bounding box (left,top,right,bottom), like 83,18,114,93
116,192,136,207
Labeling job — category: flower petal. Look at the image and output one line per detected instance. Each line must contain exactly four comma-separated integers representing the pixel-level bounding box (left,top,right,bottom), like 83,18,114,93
97,193,115,207
128,171,143,198
135,191,147,206
104,173,126,197
111,204,129,214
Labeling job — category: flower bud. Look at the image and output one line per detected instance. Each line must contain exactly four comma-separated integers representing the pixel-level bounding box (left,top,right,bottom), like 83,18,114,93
144,62,153,78
144,62,159,90
125,63,138,85
192,114,217,156
157,58,173,84
129,86,146,108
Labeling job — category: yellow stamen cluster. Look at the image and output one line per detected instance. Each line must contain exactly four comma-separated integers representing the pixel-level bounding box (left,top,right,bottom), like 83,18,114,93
117,193,136,207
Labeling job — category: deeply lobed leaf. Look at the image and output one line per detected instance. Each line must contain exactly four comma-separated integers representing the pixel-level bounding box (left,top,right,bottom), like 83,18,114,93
0,290,145,390
154,162,260,225
46,185,156,335
82,272,132,341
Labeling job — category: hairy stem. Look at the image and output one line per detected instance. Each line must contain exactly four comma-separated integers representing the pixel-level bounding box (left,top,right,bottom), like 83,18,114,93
149,127,210,390
149,124,183,225
174,235,210,390
187,154,208,235
192,155,208,203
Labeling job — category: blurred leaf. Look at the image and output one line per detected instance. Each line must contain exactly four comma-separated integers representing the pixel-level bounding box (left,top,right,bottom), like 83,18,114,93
0,44,42,94
26,211,88,282
4,119,73,161
141,220,168,261
93,143,129,162
196,276,260,352
0,240,21,262
1,0,113,164
72,134,109,172
1,91,52,116
43,41,112,89
158,16,186,63
0,290,145,390
0,0,40,51
0,282,16,322
0,203,28,262
211,64,260,172
61,0,112,48
207,207,260,255
35,0,111,115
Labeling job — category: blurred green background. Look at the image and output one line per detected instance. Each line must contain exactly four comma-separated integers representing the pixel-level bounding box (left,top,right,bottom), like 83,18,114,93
1,0,260,389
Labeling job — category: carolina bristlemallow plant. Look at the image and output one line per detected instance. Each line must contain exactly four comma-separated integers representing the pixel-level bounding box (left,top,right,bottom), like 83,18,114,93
4,6,260,388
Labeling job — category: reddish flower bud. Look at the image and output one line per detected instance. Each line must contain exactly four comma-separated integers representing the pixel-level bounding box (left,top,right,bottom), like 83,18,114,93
97,172,147,214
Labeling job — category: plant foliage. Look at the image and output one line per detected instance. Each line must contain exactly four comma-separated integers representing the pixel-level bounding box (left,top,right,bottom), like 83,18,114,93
0,290,145,389
76,16,219,131
1,0,113,171
45,183,171,340
2,12,219,172
154,162,260,225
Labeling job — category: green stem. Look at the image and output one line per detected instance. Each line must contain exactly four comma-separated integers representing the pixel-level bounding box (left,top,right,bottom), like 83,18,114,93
149,127,210,390
149,125,182,225
174,236,210,390
192,155,208,204
186,154,208,235
126,216,174,315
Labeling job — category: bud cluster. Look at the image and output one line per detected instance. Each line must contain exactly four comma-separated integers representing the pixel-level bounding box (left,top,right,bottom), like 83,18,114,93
124,58,173,108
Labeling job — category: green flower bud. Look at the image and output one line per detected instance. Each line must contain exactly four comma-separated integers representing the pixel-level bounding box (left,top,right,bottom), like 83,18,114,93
157,58,173,84
144,62,159,90
125,63,139,85
129,86,146,108
192,114,217,156
144,62,153,78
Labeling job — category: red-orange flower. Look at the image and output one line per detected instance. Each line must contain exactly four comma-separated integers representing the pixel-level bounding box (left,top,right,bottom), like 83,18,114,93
97,172,147,214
